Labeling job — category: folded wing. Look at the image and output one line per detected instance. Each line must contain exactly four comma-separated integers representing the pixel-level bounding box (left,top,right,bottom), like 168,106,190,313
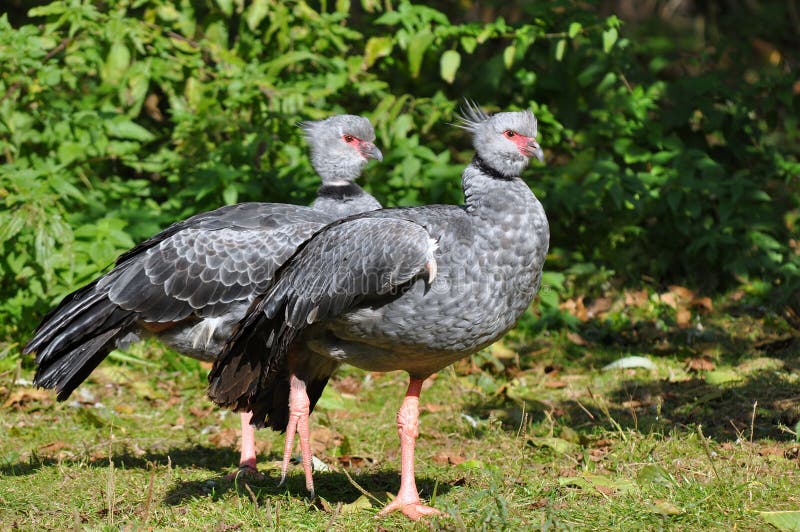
208,216,437,423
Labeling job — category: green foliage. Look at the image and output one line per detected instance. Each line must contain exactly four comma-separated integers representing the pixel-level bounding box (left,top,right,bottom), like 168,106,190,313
1,0,798,348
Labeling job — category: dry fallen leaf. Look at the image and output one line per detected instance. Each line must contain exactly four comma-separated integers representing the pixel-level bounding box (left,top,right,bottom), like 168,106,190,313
331,376,361,395
586,297,611,318
624,289,649,307
209,427,238,448
337,455,375,468
686,358,716,372
566,332,588,346
432,451,466,466
188,406,213,418
691,296,713,312
311,425,343,454
3,388,51,409
38,441,68,456
560,297,588,322
676,308,692,328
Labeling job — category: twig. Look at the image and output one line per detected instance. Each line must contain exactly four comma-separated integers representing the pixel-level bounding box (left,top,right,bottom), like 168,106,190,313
324,502,342,532
244,482,259,509
587,387,626,442
142,467,156,524
341,465,383,505
749,400,758,445
574,398,596,421
696,424,720,481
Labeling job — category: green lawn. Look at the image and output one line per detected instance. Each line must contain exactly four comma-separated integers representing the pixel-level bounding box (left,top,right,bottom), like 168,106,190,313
2,288,800,530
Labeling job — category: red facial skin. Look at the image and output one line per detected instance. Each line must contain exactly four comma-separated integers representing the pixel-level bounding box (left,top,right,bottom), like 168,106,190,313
503,130,538,158
342,134,373,160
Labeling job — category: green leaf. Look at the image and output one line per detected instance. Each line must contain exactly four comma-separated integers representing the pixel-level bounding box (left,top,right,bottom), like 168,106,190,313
647,500,683,516
103,41,130,84
503,45,515,69
705,368,743,385
555,39,566,61
439,50,460,84
105,120,155,142
759,511,800,531
460,36,477,54
568,22,582,38
28,3,69,17
340,495,372,514
363,36,393,68
222,184,238,205
336,0,351,14
559,474,636,495
406,29,434,78
637,464,674,487
57,142,85,165
245,0,269,31
603,28,618,53
528,436,578,454
215,0,233,16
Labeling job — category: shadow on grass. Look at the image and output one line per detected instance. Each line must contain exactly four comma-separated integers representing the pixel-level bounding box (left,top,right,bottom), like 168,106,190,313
164,469,450,507
472,312,800,443
0,442,452,506
0,444,243,477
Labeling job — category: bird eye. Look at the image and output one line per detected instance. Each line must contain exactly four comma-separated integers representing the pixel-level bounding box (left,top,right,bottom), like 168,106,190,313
504,130,516,138
343,134,355,143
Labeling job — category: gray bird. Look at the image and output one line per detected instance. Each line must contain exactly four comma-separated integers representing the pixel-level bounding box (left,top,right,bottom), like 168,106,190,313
24,114,382,475
208,102,549,519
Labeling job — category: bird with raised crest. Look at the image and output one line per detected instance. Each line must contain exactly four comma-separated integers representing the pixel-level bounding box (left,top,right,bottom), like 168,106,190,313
208,102,549,519
24,113,383,478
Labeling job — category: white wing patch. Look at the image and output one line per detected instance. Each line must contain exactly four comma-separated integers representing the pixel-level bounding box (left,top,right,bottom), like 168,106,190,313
191,317,224,349
425,237,439,284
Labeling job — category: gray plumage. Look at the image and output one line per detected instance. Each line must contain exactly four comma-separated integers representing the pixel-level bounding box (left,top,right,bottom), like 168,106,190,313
25,114,382,400
306,115,382,217
208,106,550,431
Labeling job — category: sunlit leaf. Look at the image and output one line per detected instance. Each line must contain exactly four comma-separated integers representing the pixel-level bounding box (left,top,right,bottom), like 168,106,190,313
363,36,393,68
603,28,618,52
407,29,434,78
759,511,800,531
555,39,566,61
439,50,460,84
245,0,269,31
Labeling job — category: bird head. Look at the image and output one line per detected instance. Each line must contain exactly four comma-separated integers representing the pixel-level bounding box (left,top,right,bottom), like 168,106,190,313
299,114,383,185
457,100,544,177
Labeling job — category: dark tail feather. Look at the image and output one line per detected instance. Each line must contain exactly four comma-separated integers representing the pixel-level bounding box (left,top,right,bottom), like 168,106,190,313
24,281,105,355
27,284,136,400
208,293,337,432
35,328,124,400
207,302,271,411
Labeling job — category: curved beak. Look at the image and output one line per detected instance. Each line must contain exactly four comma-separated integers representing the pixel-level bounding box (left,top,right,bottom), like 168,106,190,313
362,142,383,162
528,139,544,163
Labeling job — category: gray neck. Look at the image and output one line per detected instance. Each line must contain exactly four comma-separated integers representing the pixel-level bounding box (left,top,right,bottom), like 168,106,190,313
463,160,533,217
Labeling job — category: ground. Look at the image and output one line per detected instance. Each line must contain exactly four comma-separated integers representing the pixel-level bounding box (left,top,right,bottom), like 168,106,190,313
2,285,800,530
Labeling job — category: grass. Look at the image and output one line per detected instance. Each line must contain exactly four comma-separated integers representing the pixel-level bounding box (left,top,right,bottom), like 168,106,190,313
2,286,800,530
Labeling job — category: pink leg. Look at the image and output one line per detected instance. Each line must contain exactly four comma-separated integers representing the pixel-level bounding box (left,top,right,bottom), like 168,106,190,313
239,411,258,469
279,374,315,497
224,411,264,480
378,378,441,520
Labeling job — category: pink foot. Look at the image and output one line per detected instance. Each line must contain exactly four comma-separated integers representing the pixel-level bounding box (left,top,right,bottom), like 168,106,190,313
224,464,265,481
224,411,265,480
378,493,441,520
376,378,441,520
279,374,315,498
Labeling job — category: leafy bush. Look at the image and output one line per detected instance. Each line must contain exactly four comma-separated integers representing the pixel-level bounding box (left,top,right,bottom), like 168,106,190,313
1,0,798,349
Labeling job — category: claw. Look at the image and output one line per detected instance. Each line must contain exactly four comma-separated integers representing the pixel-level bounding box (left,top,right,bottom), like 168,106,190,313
279,374,316,497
